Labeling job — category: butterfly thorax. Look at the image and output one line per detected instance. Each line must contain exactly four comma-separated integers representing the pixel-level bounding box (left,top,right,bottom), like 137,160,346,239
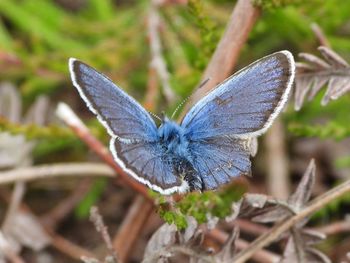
158,118,189,157
158,118,203,191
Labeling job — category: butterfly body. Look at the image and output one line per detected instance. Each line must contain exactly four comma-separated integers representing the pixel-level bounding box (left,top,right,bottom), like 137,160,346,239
158,117,203,190
69,51,295,195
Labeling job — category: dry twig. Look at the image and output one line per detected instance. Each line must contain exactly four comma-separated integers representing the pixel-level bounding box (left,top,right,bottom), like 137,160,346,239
233,178,350,262
148,0,178,105
0,163,114,185
90,207,120,263
264,120,290,200
113,195,154,262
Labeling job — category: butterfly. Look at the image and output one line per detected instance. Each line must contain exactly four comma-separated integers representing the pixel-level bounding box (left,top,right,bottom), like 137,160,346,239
69,51,295,195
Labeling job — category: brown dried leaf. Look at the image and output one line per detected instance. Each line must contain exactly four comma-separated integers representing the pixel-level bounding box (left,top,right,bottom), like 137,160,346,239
0,133,34,168
143,223,177,263
0,82,21,122
252,206,291,223
4,210,51,251
294,46,350,110
301,229,326,245
288,159,315,211
180,216,198,244
280,230,331,263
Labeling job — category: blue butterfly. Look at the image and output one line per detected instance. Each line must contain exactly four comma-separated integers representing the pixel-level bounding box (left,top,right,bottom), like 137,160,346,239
69,51,295,195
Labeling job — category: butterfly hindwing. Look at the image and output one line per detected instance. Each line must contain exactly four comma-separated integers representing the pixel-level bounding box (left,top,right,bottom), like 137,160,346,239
111,138,187,194
189,137,251,190
181,51,295,140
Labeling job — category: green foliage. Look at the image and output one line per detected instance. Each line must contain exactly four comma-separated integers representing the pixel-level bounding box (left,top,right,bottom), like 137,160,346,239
288,122,350,140
334,156,350,169
0,118,74,140
74,178,107,219
187,0,221,69
253,0,302,10
156,183,246,229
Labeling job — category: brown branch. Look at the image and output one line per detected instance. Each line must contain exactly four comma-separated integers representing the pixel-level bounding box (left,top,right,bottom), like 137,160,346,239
206,228,280,262
49,231,95,260
315,220,350,235
264,120,290,200
144,66,159,112
231,219,269,237
0,163,115,185
233,179,350,263
113,195,153,262
184,0,261,112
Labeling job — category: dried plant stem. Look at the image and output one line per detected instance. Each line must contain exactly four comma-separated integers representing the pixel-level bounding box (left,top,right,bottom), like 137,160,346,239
1,182,25,230
113,195,153,262
207,228,280,263
144,66,159,111
264,120,290,200
0,163,114,185
315,220,350,235
90,207,120,262
1,182,27,263
49,231,95,260
232,219,269,236
233,179,350,263
148,1,177,105
186,0,261,109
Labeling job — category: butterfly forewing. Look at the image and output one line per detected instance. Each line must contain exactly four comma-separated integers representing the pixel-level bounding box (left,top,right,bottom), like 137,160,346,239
181,51,295,140
69,59,159,143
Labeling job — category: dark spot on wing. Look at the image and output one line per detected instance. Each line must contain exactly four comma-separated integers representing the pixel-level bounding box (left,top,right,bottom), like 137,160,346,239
214,96,233,106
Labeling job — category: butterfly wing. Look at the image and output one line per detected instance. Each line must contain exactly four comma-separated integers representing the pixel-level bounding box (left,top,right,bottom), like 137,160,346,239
181,51,295,140
70,58,159,143
183,51,295,189
69,59,188,194
110,138,188,194
189,137,251,190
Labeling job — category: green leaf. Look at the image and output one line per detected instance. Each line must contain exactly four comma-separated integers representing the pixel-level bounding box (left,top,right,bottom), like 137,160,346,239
74,178,107,219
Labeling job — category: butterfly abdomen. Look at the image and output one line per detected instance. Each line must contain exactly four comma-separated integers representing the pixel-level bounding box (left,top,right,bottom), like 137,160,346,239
173,157,202,191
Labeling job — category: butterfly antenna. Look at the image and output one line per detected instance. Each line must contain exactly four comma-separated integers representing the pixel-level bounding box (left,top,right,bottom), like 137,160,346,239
148,111,162,122
171,77,211,119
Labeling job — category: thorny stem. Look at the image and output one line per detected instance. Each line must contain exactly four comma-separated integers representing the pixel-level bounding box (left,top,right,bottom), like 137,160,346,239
233,179,350,263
